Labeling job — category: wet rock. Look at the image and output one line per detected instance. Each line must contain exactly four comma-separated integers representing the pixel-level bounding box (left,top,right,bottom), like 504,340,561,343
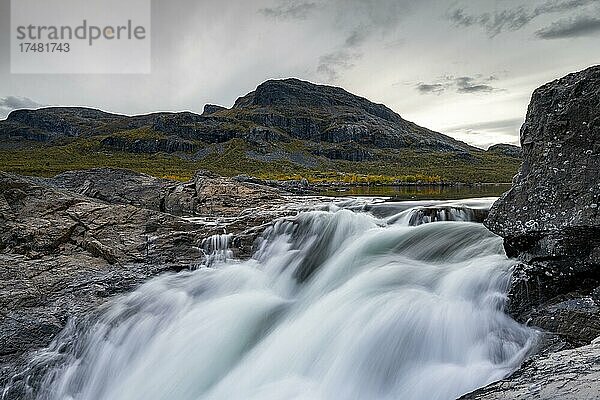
459,340,600,400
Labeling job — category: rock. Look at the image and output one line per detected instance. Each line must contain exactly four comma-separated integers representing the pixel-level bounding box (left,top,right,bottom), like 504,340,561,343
486,65,600,263
202,104,226,115
100,135,199,154
485,66,600,343
478,66,600,398
234,175,316,195
487,143,522,158
459,340,600,400
0,172,207,380
231,78,478,153
48,168,172,211
47,167,285,217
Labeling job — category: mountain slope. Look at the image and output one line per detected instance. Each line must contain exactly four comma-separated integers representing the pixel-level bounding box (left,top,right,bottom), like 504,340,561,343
0,78,520,183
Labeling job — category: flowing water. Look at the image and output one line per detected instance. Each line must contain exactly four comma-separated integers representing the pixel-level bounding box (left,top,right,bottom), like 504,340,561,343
26,198,537,400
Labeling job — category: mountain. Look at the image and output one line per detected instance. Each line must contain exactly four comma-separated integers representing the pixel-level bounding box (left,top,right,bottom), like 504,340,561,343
0,78,520,183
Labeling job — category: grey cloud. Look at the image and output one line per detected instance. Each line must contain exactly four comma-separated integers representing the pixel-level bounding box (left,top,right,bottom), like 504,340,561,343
455,76,495,93
317,50,361,82
416,83,445,94
446,118,524,133
313,0,412,80
344,27,370,48
447,8,477,27
0,96,44,119
448,0,597,37
259,2,318,19
0,96,42,110
534,0,597,14
536,15,600,39
261,0,413,81
416,75,499,95
448,6,531,37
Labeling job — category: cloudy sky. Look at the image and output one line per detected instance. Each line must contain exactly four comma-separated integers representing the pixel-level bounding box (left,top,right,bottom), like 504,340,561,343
1,0,599,148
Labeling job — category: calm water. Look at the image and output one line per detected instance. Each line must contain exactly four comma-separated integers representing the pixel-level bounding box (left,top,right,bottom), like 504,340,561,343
318,184,512,200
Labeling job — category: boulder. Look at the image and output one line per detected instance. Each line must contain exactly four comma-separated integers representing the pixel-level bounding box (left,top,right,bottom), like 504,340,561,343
485,65,600,337
486,65,600,265
475,65,600,399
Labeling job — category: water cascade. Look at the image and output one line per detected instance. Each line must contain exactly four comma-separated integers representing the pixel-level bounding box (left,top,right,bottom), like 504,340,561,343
27,199,537,400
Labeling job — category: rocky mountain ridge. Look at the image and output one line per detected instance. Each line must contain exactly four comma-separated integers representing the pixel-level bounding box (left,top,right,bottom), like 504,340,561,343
1,79,476,153
0,79,518,174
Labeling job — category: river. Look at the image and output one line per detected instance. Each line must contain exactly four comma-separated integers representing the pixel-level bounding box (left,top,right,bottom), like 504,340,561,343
29,197,536,400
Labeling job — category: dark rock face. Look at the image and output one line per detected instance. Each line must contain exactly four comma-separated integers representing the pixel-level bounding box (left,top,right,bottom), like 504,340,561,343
202,104,226,115
313,145,373,161
475,66,600,399
485,66,600,331
5,108,119,138
231,78,478,153
100,135,200,154
234,78,402,123
485,66,600,262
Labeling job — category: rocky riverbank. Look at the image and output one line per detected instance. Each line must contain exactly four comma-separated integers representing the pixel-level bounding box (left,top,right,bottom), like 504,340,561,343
0,169,316,398
461,66,600,399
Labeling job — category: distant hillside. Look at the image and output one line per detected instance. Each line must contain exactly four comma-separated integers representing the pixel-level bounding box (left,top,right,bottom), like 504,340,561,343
0,78,521,183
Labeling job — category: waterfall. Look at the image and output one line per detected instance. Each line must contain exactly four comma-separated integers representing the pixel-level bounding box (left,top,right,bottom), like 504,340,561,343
201,233,233,266
25,199,537,400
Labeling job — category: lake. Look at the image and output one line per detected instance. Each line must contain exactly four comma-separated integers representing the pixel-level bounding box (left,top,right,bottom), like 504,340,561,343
318,184,512,200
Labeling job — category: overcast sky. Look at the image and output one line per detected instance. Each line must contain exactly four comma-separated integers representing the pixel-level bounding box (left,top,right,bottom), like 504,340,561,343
1,0,599,148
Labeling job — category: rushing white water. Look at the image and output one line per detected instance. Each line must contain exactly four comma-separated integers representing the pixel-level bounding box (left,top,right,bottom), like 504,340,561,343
201,233,233,266
30,198,536,400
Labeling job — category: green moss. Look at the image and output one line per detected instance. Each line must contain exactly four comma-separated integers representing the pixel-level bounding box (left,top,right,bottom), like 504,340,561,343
0,137,520,183
0,138,197,180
